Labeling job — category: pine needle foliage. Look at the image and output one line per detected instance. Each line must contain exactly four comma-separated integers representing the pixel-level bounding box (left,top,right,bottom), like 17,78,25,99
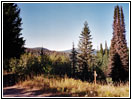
108,5,129,82
78,21,94,81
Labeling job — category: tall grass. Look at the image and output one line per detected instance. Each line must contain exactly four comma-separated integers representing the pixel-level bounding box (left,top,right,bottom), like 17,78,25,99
17,75,129,97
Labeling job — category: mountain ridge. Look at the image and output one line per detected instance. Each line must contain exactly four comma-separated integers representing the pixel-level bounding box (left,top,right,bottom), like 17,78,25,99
25,47,97,55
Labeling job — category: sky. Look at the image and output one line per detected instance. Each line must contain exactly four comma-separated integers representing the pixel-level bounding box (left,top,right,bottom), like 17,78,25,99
17,3,129,51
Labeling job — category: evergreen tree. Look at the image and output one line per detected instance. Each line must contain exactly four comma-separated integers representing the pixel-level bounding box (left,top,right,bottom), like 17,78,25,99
102,41,109,75
98,43,104,65
108,5,129,82
100,43,104,56
3,3,25,59
40,47,51,74
120,6,129,75
78,21,94,81
40,47,44,56
96,41,109,74
104,41,108,56
96,43,104,68
70,42,78,77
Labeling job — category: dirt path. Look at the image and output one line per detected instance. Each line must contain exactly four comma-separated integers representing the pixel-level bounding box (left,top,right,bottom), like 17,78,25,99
3,86,52,97
3,85,71,97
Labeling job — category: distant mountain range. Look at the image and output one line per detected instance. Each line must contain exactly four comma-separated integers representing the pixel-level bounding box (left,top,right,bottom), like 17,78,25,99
25,47,97,55
25,47,69,56
61,48,79,53
26,47,49,51
59,48,97,55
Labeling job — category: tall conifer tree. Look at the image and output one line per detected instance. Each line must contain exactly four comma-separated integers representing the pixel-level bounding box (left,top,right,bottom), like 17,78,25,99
105,41,108,56
102,41,109,74
100,43,104,57
3,3,25,59
108,5,129,82
70,42,78,77
78,21,94,80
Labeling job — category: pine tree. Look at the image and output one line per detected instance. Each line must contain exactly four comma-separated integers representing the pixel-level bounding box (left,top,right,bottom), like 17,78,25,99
102,41,109,75
104,41,108,56
40,47,44,56
99,43,104,65
40,47,51,74
96,43,104,67
78,21,94,81
100,43,104,56
120,6,129,75
70,42,78,77
3,3,25,59
108,5,129,82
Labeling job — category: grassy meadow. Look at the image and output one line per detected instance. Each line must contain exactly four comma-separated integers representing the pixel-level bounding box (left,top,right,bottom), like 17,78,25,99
17,75,129,97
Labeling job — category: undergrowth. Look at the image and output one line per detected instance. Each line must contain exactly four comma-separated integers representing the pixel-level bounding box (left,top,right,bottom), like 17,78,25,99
17,75,129,97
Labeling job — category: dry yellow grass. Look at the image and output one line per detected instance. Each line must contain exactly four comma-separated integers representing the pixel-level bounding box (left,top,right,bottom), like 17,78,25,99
17,75,129,97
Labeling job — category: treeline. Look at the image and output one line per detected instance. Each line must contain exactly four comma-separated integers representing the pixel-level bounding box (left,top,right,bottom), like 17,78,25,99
5,50,71,80
70,5,129,83
3,3,129,83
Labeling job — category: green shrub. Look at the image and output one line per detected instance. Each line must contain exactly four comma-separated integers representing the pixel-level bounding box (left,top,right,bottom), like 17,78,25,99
8,53,53,79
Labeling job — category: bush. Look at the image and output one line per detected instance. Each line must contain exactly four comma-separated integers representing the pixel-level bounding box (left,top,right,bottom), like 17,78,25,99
7,52,71,80
9,58,21,74
50,55,71,77
40,54,52,74
8,53,53,79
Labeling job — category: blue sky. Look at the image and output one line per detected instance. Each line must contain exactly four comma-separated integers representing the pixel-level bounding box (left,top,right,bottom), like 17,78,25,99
17,3,129,51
